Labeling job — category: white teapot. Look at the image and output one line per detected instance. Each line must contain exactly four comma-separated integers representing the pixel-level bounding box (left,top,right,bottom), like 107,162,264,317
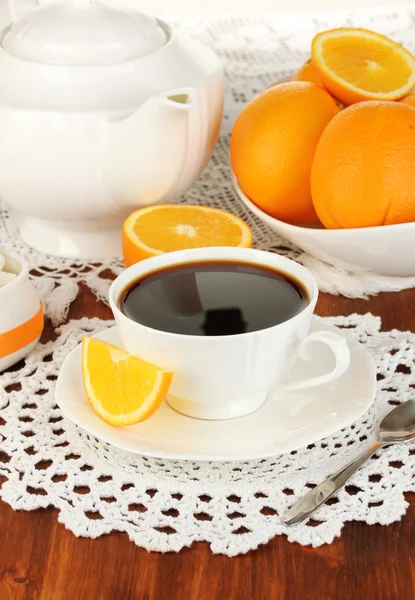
0,0,224,257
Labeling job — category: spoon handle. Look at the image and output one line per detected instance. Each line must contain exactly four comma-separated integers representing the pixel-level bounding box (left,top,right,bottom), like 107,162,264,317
282,442,383,526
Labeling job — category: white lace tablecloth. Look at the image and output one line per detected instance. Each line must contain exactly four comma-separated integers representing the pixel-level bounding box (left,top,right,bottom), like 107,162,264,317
1,8,415,555
1,313,415,554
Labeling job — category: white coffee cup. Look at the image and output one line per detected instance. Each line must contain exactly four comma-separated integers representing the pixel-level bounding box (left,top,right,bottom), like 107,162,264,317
109,247,350,420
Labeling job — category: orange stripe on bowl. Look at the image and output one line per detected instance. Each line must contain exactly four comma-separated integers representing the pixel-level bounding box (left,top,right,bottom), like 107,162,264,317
0,304,44,358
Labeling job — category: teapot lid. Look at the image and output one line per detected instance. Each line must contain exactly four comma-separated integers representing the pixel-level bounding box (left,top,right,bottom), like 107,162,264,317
2,0,167,66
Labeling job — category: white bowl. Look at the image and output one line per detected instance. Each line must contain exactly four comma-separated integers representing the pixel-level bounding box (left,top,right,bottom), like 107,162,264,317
233,175,415,277
0,251,43,371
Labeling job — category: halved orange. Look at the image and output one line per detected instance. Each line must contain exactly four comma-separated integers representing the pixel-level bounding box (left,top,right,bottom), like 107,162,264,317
82,337,172,427
122,205,252,267
312,28,415,105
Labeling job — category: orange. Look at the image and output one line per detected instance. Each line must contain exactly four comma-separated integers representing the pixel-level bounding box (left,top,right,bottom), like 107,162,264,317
292,58,324,86
312,28,415,105
292,59,344,108
230,82,340,224
311,101,415,229
82,337,172,427
122,205,252,267
400,92,415,108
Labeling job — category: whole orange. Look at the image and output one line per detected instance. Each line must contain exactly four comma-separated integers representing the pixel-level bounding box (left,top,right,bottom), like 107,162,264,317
230,82,340,224
399,92,415,108
311,101,415,228
292,58,324,86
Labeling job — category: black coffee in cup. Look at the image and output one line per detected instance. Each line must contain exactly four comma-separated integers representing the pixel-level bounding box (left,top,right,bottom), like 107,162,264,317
120,260,308,336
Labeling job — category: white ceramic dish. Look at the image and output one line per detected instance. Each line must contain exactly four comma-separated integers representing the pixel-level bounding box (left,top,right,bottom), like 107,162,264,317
233,174,415,278
0,251,43,371
55,318,376,461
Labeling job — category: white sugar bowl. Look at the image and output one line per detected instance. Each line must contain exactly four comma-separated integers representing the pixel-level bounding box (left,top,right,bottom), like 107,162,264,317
0,0,224,258
0,251,44,372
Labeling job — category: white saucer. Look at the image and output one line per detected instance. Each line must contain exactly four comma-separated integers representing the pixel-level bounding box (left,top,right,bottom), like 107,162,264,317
55,318,376,461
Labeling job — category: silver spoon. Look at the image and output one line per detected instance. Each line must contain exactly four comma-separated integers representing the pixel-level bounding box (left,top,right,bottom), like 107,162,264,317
282,399,415,526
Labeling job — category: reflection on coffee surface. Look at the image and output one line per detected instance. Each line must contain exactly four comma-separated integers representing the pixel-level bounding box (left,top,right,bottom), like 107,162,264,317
120,261,308,336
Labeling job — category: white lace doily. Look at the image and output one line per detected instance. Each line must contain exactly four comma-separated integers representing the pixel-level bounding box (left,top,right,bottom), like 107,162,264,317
1,313,415,554
2,7,415,307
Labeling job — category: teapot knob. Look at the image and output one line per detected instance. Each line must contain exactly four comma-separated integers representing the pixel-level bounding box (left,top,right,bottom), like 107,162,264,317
7,0,39,22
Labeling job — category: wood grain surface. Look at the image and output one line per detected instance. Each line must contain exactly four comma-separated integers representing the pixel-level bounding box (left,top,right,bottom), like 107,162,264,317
1,284,414,600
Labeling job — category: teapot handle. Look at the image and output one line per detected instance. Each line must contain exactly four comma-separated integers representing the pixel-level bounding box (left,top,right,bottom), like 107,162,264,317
7,0,39,22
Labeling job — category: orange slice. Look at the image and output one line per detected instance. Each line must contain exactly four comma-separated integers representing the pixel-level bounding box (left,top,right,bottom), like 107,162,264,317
122,204,252,267
312,28,415,105
82,337,172,427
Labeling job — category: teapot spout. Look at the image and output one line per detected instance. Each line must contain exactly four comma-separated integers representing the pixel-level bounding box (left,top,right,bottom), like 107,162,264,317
163,88,197,107
106,87,200,207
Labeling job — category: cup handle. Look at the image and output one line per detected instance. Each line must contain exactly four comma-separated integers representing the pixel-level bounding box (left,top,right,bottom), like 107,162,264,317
279,331,351,392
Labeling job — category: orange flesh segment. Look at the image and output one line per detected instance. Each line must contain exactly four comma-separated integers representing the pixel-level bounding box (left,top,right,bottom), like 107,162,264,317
132,206,251,252
321,35,413,92
122,205,252,266
312,29,415,103
82,337,172,427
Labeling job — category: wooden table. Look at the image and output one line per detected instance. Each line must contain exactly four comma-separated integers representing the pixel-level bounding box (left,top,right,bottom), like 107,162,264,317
1,285,415,600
